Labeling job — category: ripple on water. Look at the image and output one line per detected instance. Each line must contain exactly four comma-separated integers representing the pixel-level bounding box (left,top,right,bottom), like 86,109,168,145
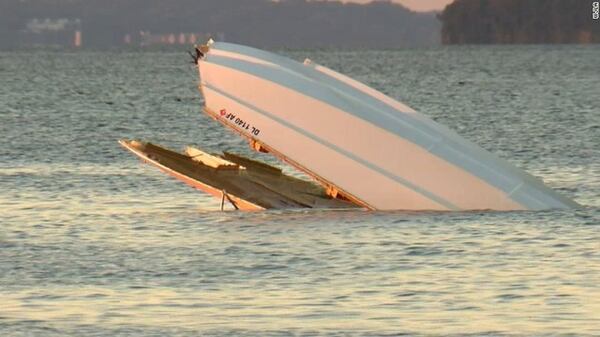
1,46,599,336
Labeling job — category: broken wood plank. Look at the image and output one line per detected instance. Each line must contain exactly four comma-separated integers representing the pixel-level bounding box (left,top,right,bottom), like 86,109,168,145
222,151,282,175
185,146,239,170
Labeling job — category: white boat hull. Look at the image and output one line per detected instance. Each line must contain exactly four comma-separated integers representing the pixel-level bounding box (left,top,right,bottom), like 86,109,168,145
198,42,578,211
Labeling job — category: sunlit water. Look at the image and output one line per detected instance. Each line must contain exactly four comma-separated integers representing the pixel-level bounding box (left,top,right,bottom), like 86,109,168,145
1,46,599,336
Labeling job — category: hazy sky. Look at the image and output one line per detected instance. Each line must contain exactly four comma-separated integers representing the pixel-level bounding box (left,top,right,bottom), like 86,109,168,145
341,0,454,12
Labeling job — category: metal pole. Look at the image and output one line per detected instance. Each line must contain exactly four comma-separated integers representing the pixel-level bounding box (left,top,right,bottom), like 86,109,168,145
220,189,226,211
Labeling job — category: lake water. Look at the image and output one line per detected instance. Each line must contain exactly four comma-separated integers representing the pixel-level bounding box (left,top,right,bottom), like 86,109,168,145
1,46,599,336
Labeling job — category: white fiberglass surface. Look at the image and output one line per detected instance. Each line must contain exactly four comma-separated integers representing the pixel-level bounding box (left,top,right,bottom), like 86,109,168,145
198,43,578,210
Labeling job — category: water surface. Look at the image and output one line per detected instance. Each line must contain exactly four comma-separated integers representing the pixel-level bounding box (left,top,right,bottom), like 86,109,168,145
1,46,599,336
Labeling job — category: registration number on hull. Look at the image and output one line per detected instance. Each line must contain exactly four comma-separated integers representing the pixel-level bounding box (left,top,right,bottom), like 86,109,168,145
219,109,261,136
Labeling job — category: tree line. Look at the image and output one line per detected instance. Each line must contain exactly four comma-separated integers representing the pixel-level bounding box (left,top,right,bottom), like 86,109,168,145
0,0,440,49
439,0,600,44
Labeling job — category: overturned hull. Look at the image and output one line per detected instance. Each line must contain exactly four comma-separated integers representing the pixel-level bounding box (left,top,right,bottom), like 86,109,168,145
197,42,578,211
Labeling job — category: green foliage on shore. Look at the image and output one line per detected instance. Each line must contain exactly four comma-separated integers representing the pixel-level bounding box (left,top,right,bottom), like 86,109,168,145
439,0,600,44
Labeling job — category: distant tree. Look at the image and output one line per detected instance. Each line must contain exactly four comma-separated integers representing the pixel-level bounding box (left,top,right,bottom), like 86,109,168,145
439,0,600,44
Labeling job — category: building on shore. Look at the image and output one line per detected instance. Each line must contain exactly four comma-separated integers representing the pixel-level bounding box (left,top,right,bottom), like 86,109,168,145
18,18,83,48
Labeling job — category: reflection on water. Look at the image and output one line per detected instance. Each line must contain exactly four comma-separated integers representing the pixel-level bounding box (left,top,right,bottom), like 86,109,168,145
2,209,600,335
1,46,599,336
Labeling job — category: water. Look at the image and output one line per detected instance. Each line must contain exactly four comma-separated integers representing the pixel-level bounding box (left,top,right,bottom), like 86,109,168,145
1,46,599,336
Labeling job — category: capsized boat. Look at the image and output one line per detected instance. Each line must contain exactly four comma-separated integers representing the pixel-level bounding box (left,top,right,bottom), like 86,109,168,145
121,41,578,211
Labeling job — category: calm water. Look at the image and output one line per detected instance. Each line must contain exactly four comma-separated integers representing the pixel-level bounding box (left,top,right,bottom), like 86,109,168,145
1,46,599,336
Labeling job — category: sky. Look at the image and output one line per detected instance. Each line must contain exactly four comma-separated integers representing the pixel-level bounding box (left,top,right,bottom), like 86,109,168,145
340,0,454,12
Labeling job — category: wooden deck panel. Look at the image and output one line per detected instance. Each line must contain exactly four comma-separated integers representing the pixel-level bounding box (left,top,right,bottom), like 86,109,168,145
120,140,359,210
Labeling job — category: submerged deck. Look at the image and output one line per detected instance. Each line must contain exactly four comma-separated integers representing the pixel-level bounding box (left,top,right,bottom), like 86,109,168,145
119,140,359,210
